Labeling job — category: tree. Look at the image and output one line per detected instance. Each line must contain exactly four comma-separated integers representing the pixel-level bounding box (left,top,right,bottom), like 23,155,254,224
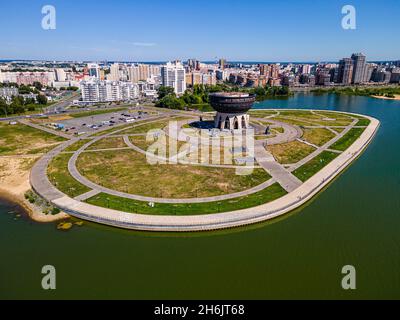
0,98,9,117
10,96,25,114
157,86,175,99
156,95,184,109
37,94,48,105
33,81,43,91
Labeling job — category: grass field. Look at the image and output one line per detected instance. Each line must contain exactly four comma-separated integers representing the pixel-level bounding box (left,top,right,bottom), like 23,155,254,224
85,182,286,215
248,110,279,117
68,108,127,118
121,117,189,135
301,128,336,146
47,153,91,197
0,122,66,156
272,116,314,127
63,139,90,152
273,110,354,127
86,137,127,150
330,128,365,151
267,140,316,164
355,118,371,126
129,135,188,156
331,127,346,134
76,149,271,198
292,151,339,182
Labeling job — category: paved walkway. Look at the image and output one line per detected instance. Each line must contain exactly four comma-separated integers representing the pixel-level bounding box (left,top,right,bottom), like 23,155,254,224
19,119,72,139
254,143,302,192
29,110,380,231
67,133,277,204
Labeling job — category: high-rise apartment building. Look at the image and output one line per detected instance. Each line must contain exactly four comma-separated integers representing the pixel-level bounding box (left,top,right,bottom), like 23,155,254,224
127,64,157,83
219,58,226,70
80,80,138,102
270,64,280,79
109,63,120,81
301,64,312,74
337,58,353,84
351,53,366,84
259,64,271,77
54,68,66,82
161,61,186,95
363,63,375,83
87,63,101,79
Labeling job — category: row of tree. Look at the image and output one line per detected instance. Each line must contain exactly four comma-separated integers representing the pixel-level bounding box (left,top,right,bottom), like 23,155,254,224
155,84,292,110
311,86,400,97
0,94,48,116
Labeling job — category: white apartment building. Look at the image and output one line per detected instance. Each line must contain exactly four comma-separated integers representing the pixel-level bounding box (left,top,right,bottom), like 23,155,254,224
108,63,120,81
55,68,67,81
161,61,186,95
87,63,101,79
80,80,138,103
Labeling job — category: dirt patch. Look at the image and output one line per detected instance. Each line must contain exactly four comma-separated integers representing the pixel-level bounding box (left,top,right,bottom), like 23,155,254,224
0,156,69,222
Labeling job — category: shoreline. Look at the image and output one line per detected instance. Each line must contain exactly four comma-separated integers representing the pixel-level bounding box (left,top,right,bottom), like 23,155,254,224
371,94,400,101
0,154,69,223
0,188,69,222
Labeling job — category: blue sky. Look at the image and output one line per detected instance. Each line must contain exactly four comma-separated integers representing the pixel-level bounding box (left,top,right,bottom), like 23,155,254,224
0,0,399,62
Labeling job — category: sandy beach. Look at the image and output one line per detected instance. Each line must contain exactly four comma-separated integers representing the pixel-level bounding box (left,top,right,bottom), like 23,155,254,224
371,94,400,101
0,155,69,222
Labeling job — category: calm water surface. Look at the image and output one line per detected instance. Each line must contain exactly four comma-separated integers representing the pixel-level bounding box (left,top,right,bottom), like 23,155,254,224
1,93,399,299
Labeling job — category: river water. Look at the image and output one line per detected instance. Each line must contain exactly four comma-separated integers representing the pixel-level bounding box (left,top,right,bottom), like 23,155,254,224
0,93,399,299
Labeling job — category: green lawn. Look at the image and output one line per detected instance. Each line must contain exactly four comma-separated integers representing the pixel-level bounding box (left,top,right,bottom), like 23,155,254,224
301,128,336,146
267,141,316,164
121,117,189,135
85,182,287,215
47,153,91,197
292,151,339,182
69,108,127,118
0,122,66,156
329,128,365,151
86,137,127,150
63,139,90,152
355,118,371,126
76,149,271,198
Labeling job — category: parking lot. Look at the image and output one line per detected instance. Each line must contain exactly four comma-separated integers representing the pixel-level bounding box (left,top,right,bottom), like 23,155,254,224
48,110,153,135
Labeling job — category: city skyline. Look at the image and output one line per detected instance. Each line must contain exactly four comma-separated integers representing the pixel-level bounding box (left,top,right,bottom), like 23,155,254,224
1,0,399,62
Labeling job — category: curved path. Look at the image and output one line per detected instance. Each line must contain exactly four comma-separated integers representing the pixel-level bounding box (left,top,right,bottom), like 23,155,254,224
30,111,380,232
67,134,275,204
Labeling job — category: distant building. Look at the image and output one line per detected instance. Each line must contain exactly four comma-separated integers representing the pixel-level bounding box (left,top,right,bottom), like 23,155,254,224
161,61,186,95
363,63,375,83
315,69,331,86
337,58,353,84
351,53,366,84
55,68,66,82
187,59,200,71
371,68,391,83
108,63,120,81
301,64,312,74
0,87,18,101
270,64,280,79
80,80,138,103
218,58,226,70
390,68,400,83
87,63,101,79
